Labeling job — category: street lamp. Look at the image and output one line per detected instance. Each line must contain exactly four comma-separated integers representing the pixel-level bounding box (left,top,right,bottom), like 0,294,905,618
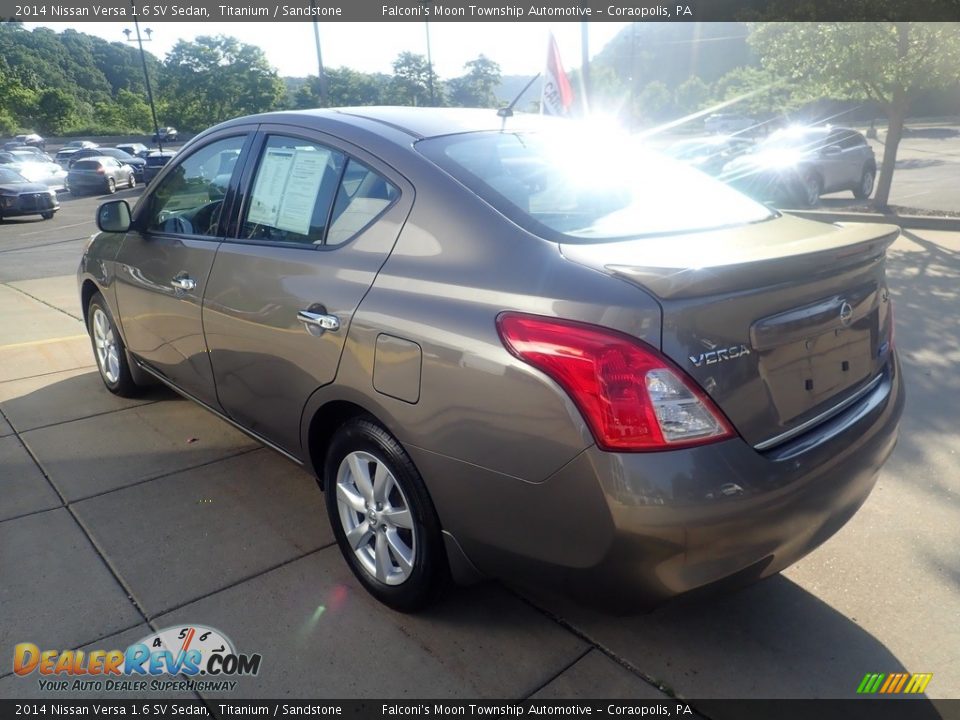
123,16,163,152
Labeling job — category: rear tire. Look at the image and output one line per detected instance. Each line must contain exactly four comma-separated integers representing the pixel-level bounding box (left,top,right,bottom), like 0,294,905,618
853,167,875,200
107,178,116,194
324,417,446,612
87,292,141,398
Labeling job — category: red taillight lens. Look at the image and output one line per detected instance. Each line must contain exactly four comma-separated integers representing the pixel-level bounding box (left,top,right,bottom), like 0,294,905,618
96,167,105,174
497,313,735,451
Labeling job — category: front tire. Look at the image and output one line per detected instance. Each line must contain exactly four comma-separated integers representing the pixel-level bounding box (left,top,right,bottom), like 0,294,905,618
129,174,136,189
41,211,55,220
87,292,140,397
324,418,445,611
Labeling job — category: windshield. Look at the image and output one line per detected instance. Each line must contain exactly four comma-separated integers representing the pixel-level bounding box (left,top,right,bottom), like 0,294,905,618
0,168,28,183
417,130,773,241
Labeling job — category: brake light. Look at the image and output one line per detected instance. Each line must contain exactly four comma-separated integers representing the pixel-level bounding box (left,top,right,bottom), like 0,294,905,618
497,313,735,451
96,167,105,174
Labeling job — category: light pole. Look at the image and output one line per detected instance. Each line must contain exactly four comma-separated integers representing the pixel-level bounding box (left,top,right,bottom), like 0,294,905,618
424,21,435,106
309,0,328,105
123,17,163,152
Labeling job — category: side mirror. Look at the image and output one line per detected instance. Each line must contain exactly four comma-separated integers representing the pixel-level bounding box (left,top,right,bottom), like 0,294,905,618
97,200,131,233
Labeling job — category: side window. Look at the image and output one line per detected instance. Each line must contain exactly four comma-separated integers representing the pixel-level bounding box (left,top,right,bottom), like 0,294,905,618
241,136,345,245
145,136,246,238
326,159,399,246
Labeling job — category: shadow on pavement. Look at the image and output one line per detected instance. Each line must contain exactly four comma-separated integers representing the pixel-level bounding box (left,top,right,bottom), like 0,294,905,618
522,573,941,708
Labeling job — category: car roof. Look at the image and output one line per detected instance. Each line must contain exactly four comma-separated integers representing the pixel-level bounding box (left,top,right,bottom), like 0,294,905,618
218,106,555,143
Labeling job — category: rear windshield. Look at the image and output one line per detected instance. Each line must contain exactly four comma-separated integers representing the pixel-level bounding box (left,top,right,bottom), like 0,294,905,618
147,155,171,166
417,130,773,242
73,160,100,170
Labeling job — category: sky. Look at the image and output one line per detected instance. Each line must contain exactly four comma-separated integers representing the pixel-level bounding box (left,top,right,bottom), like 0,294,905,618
24,22,630,79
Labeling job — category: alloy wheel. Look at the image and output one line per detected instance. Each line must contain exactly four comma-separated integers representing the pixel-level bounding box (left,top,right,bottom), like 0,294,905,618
92,306,120,384
335,450,417,586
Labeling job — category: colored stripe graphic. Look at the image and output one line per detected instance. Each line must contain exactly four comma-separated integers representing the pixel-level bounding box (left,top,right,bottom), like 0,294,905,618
904,674,933,694
857,672,932,694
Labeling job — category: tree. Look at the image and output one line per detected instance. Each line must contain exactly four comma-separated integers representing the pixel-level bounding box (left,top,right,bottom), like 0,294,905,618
749,22,960,208
447,55,501,108
711,66,795,118
673,76,710,115
389,52,442,107
34,88,78,134
161,35,284,130
635,80,673,124
296,67,390,108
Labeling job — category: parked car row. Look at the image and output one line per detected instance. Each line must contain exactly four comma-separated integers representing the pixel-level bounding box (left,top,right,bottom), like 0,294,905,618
0,137,178,220
668,124,876,207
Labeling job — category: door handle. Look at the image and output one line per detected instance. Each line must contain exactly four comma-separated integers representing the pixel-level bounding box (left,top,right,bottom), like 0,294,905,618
170,275,197,292
298,310,340,336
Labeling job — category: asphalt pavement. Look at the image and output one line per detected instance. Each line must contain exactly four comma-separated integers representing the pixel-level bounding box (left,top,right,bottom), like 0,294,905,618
0,189,957,709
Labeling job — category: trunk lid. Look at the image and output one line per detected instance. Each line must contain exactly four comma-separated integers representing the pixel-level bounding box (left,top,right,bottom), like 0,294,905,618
560,215,897,449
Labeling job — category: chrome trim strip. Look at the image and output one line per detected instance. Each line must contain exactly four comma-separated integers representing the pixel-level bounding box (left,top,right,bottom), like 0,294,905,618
135,360,305,466
754,372,886,451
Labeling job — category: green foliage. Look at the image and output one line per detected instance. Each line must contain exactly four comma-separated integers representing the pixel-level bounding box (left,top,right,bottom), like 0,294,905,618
749,22,960,106
673,76,710,115
389,52,442,107
710,65,795,116
635,80,674,123
34,88,78,134
447,55,502,108
160,35,285,130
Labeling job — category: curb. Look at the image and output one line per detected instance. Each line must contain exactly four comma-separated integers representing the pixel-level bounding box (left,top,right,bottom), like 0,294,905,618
785,209,960,232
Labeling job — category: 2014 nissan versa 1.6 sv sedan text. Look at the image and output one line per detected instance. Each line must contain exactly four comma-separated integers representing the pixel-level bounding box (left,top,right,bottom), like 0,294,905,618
79,107,903,611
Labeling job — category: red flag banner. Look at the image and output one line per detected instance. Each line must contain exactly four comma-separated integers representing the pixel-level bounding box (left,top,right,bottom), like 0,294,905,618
541,33,574,116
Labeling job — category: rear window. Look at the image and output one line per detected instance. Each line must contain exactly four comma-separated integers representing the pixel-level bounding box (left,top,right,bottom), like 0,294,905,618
72,160,101,170
417,130,773,242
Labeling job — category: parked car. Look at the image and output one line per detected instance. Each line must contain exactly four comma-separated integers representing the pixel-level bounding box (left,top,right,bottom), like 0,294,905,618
142,150,176,184
55,141,100,168
14,133,45,149
152,126,178,143
80,108,903,611
0,151,67,192
0,166,59,220
116,143,149,158
704,113,756,135
66,157,136,195
720,126,877,207
664,135,754,176
70,147,146,179
2,145,52,162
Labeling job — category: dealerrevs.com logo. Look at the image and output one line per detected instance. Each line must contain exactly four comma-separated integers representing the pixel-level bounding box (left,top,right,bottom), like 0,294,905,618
13,625,262,693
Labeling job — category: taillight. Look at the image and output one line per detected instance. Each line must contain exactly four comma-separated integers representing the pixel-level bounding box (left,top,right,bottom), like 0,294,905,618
497,313,735,451
96,167,105,174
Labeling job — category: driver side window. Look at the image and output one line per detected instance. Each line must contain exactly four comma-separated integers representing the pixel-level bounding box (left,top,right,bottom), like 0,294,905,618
145,136,246,237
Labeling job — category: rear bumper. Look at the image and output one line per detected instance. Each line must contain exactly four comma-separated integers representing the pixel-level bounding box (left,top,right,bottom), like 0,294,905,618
447,353,904,608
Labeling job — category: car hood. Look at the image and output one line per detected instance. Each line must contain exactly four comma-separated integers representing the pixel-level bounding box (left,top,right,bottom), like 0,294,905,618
0,182,50,194
722,149,814,175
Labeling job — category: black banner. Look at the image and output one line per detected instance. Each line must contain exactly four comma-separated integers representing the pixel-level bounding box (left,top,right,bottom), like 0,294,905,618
2,0,959,22
0,700,958,720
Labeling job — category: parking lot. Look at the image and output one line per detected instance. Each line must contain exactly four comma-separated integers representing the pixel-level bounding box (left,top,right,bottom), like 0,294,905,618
1,185,958,709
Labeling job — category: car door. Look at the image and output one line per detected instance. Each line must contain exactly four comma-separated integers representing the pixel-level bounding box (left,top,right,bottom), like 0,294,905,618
113,129,254,408
817,130,851,191
202,127,413,456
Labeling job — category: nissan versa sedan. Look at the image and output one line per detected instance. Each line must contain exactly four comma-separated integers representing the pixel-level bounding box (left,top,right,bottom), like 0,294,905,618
79,107,903,611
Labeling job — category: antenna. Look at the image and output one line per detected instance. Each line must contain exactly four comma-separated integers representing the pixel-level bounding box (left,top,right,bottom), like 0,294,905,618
498,73,541,130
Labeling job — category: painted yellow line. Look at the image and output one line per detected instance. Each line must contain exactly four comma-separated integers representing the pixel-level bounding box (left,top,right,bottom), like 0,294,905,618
0,334,88,350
